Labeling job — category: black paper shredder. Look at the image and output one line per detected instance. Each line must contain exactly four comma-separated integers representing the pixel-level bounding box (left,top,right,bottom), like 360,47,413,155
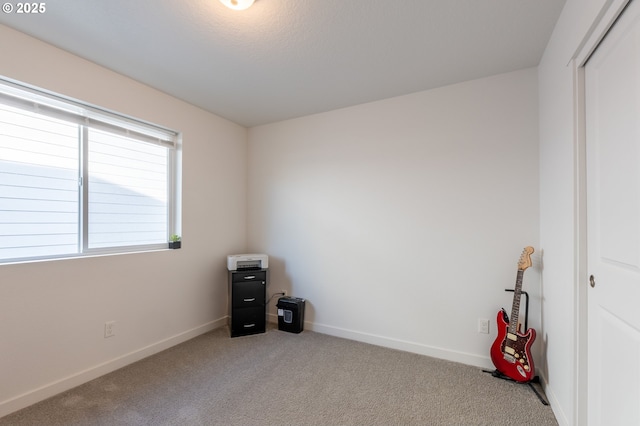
276,297,306,333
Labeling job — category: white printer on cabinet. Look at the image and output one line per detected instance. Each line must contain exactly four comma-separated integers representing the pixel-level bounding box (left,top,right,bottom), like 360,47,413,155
226,253,269,271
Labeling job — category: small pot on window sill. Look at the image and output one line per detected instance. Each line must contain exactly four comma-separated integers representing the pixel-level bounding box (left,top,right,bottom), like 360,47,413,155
168,241,181,249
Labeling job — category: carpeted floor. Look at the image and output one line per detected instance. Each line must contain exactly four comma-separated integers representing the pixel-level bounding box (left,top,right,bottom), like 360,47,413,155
1,326,558,425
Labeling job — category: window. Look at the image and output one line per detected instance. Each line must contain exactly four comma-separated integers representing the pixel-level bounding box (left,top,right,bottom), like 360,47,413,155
0,76,180,263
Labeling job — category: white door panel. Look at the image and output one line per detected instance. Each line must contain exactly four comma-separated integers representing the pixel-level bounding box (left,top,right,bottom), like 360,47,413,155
586,1,640,424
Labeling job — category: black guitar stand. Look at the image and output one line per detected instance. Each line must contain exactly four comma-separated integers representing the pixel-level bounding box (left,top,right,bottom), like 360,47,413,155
482,290,550,406
483,368,549,405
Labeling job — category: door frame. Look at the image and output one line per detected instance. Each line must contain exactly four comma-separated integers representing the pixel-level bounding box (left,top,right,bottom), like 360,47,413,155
571,0,630,424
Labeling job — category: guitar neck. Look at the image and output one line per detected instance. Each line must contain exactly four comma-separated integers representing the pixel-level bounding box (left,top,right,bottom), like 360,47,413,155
509,270,524,334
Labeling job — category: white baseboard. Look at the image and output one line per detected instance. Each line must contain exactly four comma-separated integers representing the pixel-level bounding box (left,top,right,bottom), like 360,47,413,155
267,313,494,370
5,315,515,419
541,379,569,426
273,314,565,422
0,317,226,419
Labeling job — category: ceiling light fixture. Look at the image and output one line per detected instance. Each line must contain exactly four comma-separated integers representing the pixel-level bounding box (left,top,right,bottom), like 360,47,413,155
219,0,255,10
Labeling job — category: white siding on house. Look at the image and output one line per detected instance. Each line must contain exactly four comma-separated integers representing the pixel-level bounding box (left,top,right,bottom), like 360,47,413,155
87,130,168,248
0,105,79,260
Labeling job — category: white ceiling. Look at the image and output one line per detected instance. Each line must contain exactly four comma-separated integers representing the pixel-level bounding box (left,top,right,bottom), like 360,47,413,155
0,0,566,127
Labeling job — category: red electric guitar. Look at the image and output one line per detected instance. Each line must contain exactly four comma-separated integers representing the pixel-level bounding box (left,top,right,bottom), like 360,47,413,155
490,246,536,383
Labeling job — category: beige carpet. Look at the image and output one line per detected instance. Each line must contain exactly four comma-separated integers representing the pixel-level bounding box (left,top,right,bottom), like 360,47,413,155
1,326,558,425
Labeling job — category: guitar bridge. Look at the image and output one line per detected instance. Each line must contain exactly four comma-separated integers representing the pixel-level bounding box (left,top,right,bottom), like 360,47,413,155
503,353,516,363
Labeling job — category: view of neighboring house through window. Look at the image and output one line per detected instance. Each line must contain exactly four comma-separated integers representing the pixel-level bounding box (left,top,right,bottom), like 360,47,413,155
0,77,180,263
0,105,79,260
87,129,168,249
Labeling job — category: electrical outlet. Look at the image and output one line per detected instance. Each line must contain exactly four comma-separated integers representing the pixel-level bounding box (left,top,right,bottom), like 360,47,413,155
478,318,490,334
104,321,116,338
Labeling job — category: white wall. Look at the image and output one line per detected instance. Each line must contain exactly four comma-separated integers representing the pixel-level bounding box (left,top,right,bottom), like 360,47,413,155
248,68,540,368
538,1,619,425
0,25,247,416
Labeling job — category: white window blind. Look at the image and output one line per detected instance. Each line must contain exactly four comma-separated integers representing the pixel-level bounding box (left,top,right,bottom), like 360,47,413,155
0,76,180,263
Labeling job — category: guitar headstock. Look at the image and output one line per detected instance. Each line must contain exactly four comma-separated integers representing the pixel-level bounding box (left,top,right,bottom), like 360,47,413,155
518,246,534,271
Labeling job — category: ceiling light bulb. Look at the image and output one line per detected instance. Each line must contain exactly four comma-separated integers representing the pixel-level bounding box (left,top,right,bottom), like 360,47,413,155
219,0,255,10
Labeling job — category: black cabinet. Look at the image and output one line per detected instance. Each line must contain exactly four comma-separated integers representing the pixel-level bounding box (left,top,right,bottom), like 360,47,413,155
229,269,267,337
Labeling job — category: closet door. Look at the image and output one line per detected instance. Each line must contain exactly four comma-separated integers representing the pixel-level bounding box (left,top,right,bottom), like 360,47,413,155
585,1,640,424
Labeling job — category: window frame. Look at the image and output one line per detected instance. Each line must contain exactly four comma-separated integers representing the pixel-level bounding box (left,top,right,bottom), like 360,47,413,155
0,76,181,264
